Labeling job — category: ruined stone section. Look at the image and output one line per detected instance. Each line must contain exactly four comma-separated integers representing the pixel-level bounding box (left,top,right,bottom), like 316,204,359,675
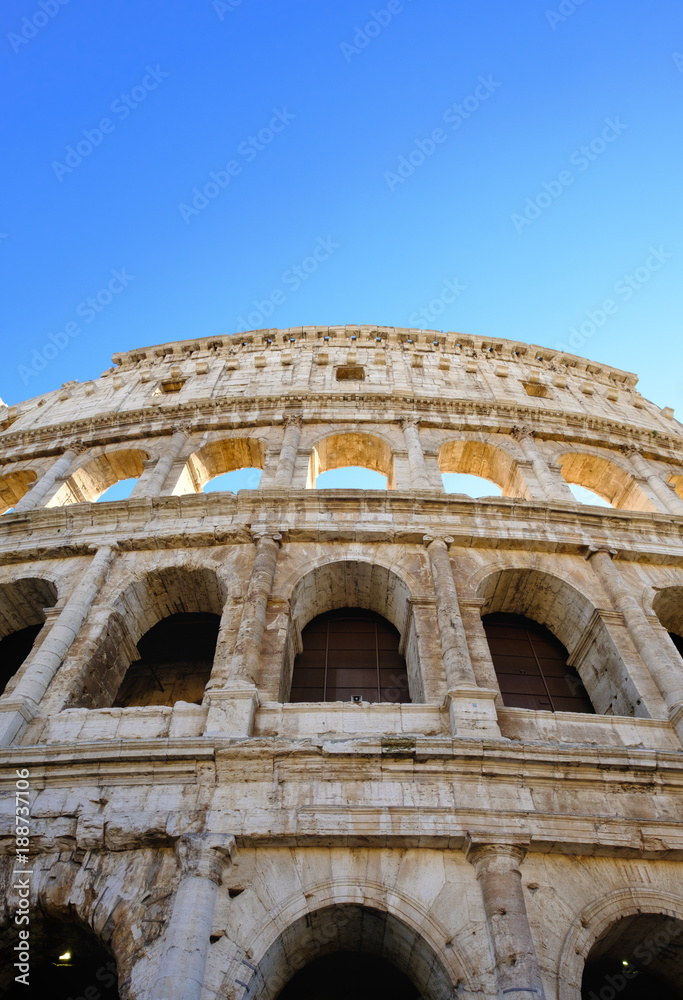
1,328,683,999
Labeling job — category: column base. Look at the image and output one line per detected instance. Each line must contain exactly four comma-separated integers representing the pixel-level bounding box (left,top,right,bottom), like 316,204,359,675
447,687,502,739
204,686,260,738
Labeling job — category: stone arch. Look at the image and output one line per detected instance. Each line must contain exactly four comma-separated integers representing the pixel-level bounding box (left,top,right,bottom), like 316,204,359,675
475,567,637,716
219,897,468,1000
281,557,424,702
438,438,530,498
73,565,228,709
0,576,58,696
307,431,396,488
651,585,683,664
557,451,655,511
0,469,36,514
175,435,266,493
557,888,683,1000
47,448,150,506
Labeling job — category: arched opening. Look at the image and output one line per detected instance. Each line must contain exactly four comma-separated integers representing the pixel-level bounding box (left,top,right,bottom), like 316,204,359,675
316,467,387,490
439,440,530,498
278,951,420,999
47,449,149,506
113,611,220,707
307,433,395,489
238,904,456,1000
285,561,423,703
174,437,265,494
483,612,594,713
0,577,58,695
477,568,634,717
568,483,613,508
289,608,410,703
97,478,138,502
0,912,119,999
651,586,683,663
558,452,655,512
76,566,227,710
442,472,503,498
581,913,683,999
0,469,36,514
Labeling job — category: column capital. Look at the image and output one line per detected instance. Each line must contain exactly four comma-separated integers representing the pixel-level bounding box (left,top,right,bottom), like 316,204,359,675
86,541,120,555
400,415,421,429
282,411,303,427
422,534,454,549
465,836,529,871
250,529,282,546
511,425,534,442
585,545,618,561
176,833,236,885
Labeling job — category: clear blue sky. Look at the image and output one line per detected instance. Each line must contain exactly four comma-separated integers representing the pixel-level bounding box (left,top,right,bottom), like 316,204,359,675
2,0,683,421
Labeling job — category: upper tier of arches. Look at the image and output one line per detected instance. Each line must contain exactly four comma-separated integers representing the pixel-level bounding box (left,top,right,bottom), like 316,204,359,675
4,425,683,515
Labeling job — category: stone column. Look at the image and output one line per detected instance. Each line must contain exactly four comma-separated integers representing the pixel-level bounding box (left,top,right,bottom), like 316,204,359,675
467,840,546,1000
423,449,446,492
401,417,430,489
459,598,502,697
514,428,573,502
136,430,189,498
626,448,683,515
153,834,235,1000
424,536,500,737
129,457,159,497
0,543,118,746
588,549,683,738
13,448,79,512
274,414,302,487
204,532,281,737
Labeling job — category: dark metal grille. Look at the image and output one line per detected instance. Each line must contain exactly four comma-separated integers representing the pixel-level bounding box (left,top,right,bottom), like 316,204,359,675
483,612,594,714
289,608,410,703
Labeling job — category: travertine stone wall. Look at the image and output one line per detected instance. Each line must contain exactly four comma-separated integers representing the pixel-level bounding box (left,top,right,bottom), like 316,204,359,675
1,327,683,999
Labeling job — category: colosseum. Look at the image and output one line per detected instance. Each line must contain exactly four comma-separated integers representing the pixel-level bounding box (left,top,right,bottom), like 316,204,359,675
1,324,682,999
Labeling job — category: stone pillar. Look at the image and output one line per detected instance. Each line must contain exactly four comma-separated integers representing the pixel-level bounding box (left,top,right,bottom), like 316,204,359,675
129,457,159,497
0,543,118,746
13,448,79,512
424,536,500,737
423,449,446,492
274,414,302,487
458,598,502,697
204,532,281,737
588,549,683,737
153,833,235,1000
401,417,430,489
136,430,189,498
514,429,573,502
626,448,683,515
467,840,546,1000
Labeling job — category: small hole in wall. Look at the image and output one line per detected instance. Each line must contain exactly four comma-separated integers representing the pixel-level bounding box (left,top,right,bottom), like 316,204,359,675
228,888,245,898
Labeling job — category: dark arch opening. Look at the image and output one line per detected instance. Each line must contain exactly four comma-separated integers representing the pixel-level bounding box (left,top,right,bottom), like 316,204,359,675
289,608,410,704
0,624,43,694
669,632,683,659
581,913,683,999
113,611,220,707
277,951,420,1000
0,577,58,695
1,913,119,999
483,612,594,713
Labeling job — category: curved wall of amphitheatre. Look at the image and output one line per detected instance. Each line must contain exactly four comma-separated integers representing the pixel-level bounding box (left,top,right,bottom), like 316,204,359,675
1,325,683,1000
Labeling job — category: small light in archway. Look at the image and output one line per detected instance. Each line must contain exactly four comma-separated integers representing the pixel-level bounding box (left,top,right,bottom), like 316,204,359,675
58,951,71,961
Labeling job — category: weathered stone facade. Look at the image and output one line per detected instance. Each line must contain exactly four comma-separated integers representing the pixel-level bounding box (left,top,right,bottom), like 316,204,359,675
1,325,683,998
